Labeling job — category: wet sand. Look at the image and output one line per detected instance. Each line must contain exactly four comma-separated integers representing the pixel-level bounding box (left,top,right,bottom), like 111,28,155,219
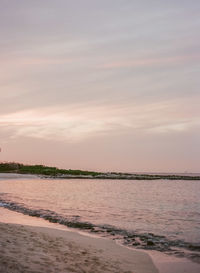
0,208,158,273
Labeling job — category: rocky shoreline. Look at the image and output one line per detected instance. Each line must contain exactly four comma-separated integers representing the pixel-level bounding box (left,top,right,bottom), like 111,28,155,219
41,173,200,180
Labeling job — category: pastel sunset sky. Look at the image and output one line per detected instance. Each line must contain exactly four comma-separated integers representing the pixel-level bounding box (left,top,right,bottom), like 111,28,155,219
0,0,200,172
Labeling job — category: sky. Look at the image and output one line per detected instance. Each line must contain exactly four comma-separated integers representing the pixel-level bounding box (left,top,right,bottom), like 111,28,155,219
0,0,200,173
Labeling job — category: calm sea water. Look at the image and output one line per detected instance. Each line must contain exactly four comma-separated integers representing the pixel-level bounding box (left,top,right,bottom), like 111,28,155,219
0,177,200,259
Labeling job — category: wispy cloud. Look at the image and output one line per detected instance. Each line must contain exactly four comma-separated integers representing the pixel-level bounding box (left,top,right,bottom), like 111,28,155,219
101,53,200,69
1,98,199,144
0,107,124,142
0,56,77,66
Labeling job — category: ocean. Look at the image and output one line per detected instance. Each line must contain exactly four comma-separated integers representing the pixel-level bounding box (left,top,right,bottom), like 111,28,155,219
0,176,200,263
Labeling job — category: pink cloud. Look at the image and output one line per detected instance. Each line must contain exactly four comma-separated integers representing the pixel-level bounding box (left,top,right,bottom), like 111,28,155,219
101,54,200,69
0,56,78,66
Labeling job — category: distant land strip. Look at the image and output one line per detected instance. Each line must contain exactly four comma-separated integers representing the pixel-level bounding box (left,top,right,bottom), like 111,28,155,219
0,162,199,180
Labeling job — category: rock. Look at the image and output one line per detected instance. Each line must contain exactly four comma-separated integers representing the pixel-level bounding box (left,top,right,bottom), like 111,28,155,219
147,240,155,246
132,242,140,246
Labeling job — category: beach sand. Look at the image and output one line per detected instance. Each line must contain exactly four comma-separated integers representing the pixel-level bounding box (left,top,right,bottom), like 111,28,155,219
0,207,158,273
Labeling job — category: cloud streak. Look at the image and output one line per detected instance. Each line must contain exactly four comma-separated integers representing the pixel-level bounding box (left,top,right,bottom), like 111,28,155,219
101,53,200,69
1,98,199,144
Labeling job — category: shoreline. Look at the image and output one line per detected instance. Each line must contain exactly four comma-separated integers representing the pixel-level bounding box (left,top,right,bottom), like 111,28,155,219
1,174,200,272
1,172,200,181
1,208,200,273
2,195,200,258
0,207,158,273
0,173,39,179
